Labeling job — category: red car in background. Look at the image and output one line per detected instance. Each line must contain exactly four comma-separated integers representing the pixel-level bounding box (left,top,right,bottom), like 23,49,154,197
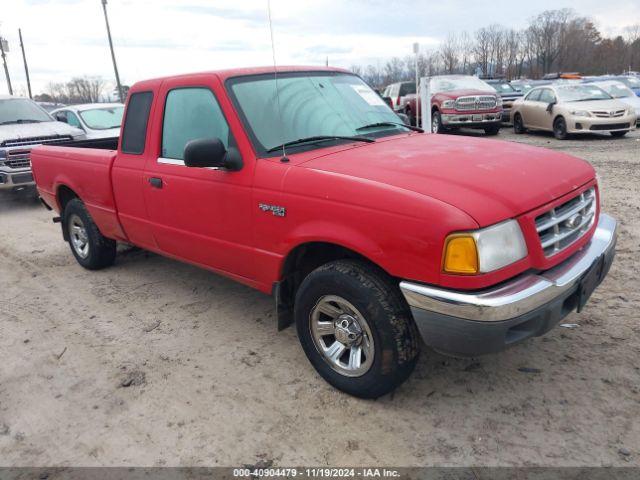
398,75,503,135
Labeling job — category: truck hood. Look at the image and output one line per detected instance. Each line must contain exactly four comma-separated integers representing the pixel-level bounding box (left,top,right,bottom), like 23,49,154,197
0,121,84,143
299,134,595,226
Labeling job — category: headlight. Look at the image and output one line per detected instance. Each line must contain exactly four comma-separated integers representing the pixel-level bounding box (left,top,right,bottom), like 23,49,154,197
442,220,528,274
496,97,503,107
0,149,6,166
442,100,455,109
570,110,591,117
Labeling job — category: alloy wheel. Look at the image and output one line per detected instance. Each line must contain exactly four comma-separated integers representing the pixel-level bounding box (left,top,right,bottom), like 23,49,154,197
309,295,375,377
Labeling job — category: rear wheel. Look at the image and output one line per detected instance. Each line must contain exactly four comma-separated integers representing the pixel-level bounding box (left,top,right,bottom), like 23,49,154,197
553,117,568,140
611,131,628,137
513,113,526,134
294,260,420,398
63,198,116,270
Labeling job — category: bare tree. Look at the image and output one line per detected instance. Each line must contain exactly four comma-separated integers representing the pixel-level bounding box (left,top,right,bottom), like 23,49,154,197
440,33,460,74
45,76,107,104
528,9,572,74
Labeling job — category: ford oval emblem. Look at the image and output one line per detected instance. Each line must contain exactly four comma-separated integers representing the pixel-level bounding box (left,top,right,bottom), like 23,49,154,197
564,213,583,229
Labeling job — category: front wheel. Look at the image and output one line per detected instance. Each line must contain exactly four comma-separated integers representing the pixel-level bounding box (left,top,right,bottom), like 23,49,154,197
484,125,500,136
63,198,116,270
294,260,420,398
431,111,445,133
610,131,628,137
553,117,568,140
513,113,526,134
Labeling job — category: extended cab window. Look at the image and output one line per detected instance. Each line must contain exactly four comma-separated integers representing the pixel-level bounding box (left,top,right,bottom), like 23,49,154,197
121,91,153,154
161,88,230,160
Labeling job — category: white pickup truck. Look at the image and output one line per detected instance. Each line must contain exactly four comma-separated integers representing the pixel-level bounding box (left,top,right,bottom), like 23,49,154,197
0,95,85,192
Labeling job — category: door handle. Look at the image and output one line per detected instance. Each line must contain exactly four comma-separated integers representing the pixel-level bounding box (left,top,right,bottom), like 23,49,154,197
148,177,163,189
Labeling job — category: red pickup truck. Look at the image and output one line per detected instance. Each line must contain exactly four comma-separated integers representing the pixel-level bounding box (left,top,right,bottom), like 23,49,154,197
32,66,617,398
402,75,504,134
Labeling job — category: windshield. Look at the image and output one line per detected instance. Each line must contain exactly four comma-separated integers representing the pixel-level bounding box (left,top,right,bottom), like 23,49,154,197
0,98,53,124
430,76,494,93
491,82,517,93
228,72,410,155
597,83,634,99
616,76,640,89
556,85,612,102
79,106,124,130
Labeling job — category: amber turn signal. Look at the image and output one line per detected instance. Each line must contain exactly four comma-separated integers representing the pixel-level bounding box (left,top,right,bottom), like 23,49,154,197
443,235,479,274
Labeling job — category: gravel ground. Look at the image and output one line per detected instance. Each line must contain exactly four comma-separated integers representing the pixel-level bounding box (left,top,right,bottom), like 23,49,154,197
0,128,639,467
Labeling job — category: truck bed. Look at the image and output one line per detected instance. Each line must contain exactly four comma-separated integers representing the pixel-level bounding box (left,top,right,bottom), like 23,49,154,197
31,140,125,241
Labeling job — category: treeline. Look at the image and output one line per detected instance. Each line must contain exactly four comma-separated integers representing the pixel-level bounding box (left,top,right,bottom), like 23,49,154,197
33,76,125,104
351,9,640,88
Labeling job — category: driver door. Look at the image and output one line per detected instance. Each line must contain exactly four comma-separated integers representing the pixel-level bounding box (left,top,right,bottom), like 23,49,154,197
537,89,558,131
142,75,255,280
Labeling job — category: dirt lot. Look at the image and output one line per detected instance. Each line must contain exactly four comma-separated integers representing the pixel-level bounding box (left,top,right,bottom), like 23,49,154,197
1,128,639,467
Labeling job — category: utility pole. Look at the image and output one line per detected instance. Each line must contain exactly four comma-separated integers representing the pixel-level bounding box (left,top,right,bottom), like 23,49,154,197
0,35,13,95
18,29,32,99
101,0,123,102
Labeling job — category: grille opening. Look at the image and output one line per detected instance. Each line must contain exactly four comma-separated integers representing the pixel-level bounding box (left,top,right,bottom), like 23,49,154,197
535,187,596,257
1,135,73,148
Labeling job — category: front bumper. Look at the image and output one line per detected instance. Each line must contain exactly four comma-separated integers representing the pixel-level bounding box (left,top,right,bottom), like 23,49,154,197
0,167,35,190
400,213,617,356
441,112,502,128
568,114,637,133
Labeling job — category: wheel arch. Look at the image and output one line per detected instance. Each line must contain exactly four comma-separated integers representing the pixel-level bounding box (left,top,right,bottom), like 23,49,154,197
57,184,79,212
274,241,393,331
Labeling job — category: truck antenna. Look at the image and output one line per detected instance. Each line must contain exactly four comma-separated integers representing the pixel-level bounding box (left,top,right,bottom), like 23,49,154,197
267,0,288,162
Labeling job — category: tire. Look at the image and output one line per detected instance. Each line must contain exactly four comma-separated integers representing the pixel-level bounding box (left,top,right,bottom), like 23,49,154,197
405,107,416,127
611,131,628,138
513,113,526,134
553,117,568,140
484,125,500,136
431,110,445,134
294,259,420,399
63,198,116,270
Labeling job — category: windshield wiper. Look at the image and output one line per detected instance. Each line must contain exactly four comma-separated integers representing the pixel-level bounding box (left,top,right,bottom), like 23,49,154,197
266,135,374,153
356,121,423,133
0,119,44,125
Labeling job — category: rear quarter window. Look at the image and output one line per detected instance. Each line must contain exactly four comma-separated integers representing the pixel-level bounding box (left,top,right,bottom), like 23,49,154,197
121,91,153,154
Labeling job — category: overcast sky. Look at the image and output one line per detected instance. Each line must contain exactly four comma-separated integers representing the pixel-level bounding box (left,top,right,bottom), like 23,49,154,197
1,0,639,96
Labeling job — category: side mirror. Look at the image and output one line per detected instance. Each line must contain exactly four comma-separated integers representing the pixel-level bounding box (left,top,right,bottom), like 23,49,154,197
382,96,393,108
546,101,556,113
183,138,242,171
56,114,67,123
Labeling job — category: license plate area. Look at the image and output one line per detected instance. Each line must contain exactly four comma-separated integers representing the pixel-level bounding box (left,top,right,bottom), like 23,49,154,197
473,114,482,122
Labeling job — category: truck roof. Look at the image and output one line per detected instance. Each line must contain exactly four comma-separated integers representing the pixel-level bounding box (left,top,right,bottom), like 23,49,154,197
130,66,351,91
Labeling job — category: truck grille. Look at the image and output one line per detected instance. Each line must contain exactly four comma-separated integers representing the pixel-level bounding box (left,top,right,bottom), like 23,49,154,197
455,95,497,111
535,188,596,257
591,109,626,118
5,150,31,169
0,135,73,148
